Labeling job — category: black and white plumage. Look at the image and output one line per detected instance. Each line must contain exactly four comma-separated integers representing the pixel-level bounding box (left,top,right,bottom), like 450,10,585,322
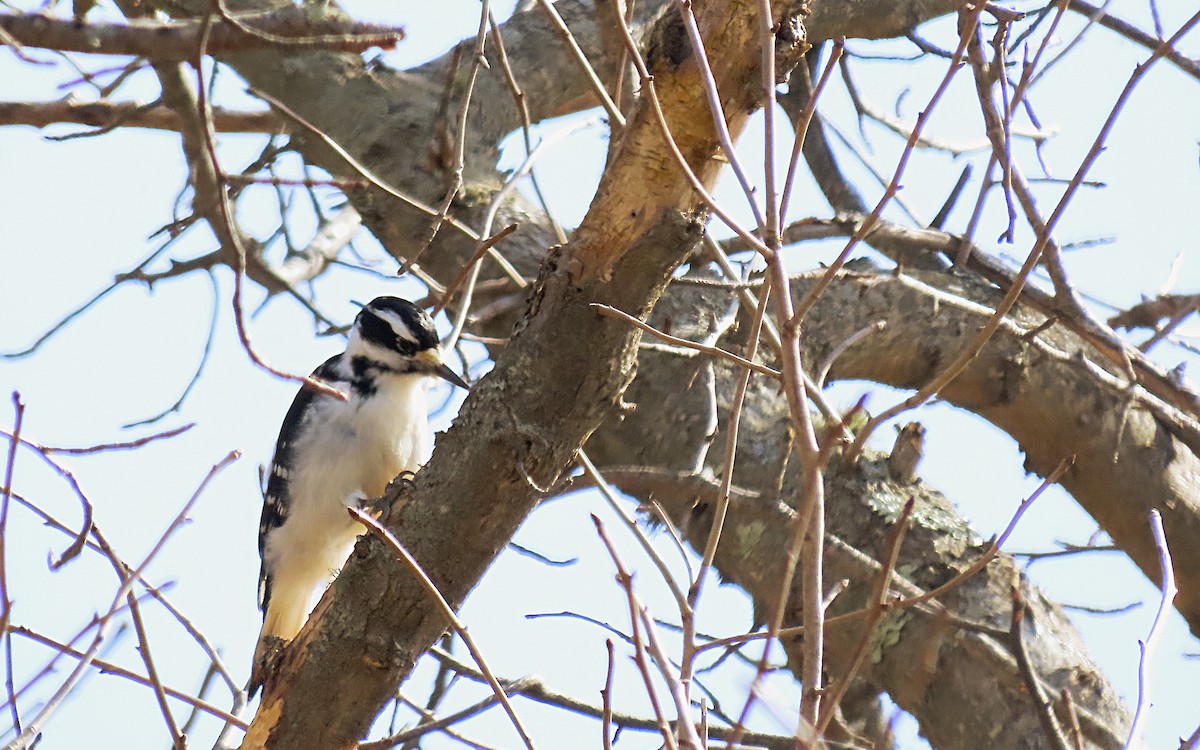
251,296,467,692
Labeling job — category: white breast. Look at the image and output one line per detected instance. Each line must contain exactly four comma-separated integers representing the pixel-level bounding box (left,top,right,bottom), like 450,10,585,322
261,372,432,638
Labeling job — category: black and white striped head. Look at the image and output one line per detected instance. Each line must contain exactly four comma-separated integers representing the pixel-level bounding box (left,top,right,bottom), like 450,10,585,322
348,297,468,388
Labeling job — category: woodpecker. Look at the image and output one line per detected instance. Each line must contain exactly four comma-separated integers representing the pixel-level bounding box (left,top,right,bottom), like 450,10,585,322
250,296,468,694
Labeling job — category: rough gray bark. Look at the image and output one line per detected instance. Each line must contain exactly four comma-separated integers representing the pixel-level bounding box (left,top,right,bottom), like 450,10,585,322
72,0,1174,746
243,214,705,748
209,0,983,333
778,73,1200,633
237,1,819,747
590,273,1134,749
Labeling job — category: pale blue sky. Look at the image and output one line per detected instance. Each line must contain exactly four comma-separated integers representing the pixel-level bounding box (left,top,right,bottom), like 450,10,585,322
2,1,1199,748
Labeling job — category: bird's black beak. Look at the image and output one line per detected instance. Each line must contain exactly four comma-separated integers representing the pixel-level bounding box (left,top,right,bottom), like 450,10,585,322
434,362,470,390
416,348,470,389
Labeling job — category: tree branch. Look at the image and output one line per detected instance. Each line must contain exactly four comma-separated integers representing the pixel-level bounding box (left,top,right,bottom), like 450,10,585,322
238,1,812,747
586,277,1133,750
0,8,402,59
0,99,280,133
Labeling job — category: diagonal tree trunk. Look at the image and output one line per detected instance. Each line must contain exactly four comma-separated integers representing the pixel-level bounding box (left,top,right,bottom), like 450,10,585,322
117,0,1184,746
238,1,813,746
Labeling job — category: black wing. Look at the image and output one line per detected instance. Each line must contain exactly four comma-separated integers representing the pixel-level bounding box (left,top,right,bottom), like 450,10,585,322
256,354,344,613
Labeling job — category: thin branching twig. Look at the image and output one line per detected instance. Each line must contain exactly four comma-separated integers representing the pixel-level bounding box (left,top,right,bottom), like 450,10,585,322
350,509,538,750
1123,509,1177,749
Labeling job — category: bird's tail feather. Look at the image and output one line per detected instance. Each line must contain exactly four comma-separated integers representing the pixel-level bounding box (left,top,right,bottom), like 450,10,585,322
248,590,309,696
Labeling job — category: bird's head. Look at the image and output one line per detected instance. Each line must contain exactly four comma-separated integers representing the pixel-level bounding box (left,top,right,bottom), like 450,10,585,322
349,297,469,389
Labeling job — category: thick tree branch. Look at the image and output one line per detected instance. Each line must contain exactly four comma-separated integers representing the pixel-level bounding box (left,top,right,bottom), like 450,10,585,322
631,466,1131,750
239,2,810,747
784,264,1200,634
93,0,1196,742
202,0,979,307
586,277,1133,750
803,0,961,41
0,8,402,59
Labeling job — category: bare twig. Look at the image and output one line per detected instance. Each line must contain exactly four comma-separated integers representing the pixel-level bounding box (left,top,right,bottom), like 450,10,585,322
929,163,973,230
4,450,239,749
814,498,914,738
441,114,592,348
793,5,985,323
177,663,218,738
435,224,520,315
429,648,797,749
602,639,615,750
1123,509,1177,749
780,211,1200,428
592,303,779,379
591,516,680,750
815,320,887,388
1011,582,1072,750
3,592,148,715
1,277,127,360
0,427,96,570
10,626,247,729
957,0,1069,266
685,276,773,700
0,393,24,737
125,585,185,749
693,459,1069,657
1061,688,1085,750
385,688,501,750
4,423,196,454
248,88,482,248
223,174,366,190
412,0,492,266
0,491,245,719
359,679,539,750
350,509,537,750
967,21,1074,303
576,451,690,616
673,0,766,229
0,99,280,133
1066,0,1200,82
488,10,567,244
533,0,624,128
124,272,220,427
762,247,828,731
636,604,704,750
779,39,843,231
845,9,1200,463
895,457,1073,609
698,238,851,440
186,23,348,402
